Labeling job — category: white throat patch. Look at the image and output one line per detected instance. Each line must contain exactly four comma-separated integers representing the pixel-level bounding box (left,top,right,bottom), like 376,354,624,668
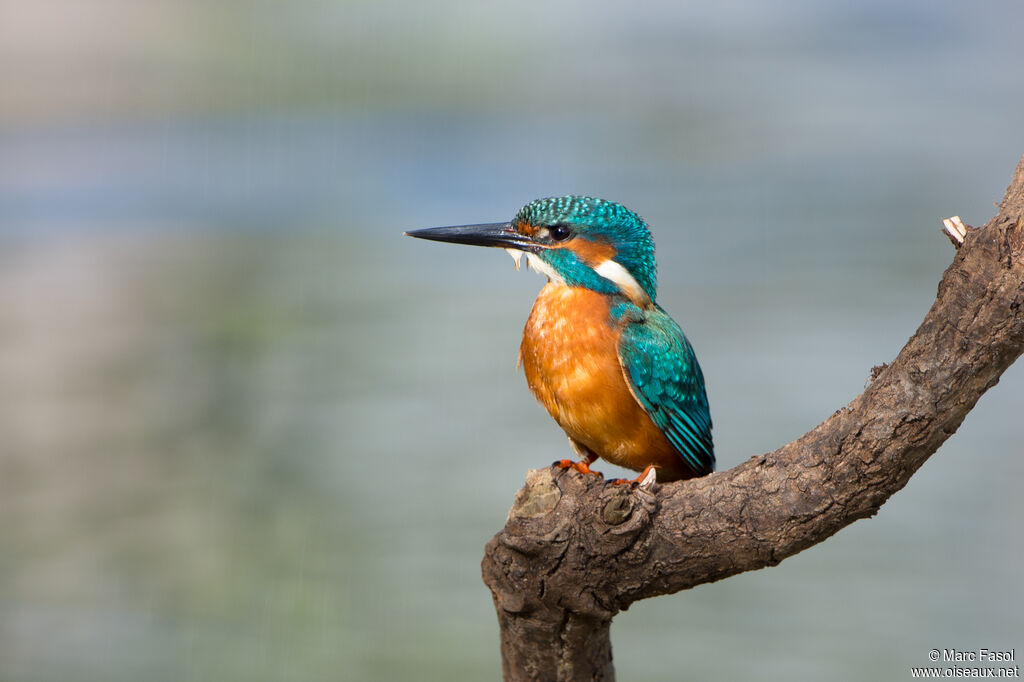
525,252,566,285
594,259,651,307
505,248,524,271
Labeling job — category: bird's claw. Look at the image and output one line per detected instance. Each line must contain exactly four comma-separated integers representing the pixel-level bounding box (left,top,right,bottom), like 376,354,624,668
609,465,657,489
553,458,601,477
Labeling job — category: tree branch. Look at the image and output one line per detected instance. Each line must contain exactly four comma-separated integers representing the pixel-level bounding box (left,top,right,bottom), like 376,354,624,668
481,155,1024,681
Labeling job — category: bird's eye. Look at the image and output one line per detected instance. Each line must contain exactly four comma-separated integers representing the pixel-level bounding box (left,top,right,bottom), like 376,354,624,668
549,224,573,241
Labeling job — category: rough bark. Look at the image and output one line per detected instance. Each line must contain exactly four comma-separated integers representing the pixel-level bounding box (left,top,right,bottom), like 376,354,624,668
481,156,1024,681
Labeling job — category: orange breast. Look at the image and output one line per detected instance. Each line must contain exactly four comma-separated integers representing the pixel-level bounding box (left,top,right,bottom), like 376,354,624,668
519,284,691,481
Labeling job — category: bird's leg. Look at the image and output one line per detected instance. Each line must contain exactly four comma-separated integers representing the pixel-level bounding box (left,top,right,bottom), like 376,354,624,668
610,465,657,488
554,439,601,476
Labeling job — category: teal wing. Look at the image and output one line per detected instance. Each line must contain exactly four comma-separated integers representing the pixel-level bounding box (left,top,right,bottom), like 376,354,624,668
617,306,714,476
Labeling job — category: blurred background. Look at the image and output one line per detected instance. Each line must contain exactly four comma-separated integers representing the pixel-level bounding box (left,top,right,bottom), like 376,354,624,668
1,1,1022,680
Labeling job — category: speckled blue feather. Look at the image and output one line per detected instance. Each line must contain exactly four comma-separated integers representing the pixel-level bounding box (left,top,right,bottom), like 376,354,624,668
613,302,714,475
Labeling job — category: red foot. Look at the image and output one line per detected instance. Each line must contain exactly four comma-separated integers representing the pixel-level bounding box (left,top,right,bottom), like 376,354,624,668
554,459,601,476
611,465,657,486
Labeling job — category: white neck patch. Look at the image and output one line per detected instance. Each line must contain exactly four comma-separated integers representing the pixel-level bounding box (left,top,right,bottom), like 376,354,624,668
594,259,651,307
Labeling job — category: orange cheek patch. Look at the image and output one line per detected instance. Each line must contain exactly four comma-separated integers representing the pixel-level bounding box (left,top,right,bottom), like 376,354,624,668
567,237,617,266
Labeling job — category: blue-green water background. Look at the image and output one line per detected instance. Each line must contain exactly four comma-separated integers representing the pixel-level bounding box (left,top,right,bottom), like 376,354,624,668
1,1,1022,679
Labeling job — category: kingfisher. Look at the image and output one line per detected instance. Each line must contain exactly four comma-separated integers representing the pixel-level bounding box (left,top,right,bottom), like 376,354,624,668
406,196,713,483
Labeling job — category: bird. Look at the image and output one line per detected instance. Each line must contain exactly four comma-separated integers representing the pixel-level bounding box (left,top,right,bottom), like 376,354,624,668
406,196,713,483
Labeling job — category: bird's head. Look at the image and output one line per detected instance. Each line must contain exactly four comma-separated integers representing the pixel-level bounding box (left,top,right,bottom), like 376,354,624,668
406,196,657,307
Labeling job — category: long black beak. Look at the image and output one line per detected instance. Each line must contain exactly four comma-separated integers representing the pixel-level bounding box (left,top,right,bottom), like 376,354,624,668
404,222,540,251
